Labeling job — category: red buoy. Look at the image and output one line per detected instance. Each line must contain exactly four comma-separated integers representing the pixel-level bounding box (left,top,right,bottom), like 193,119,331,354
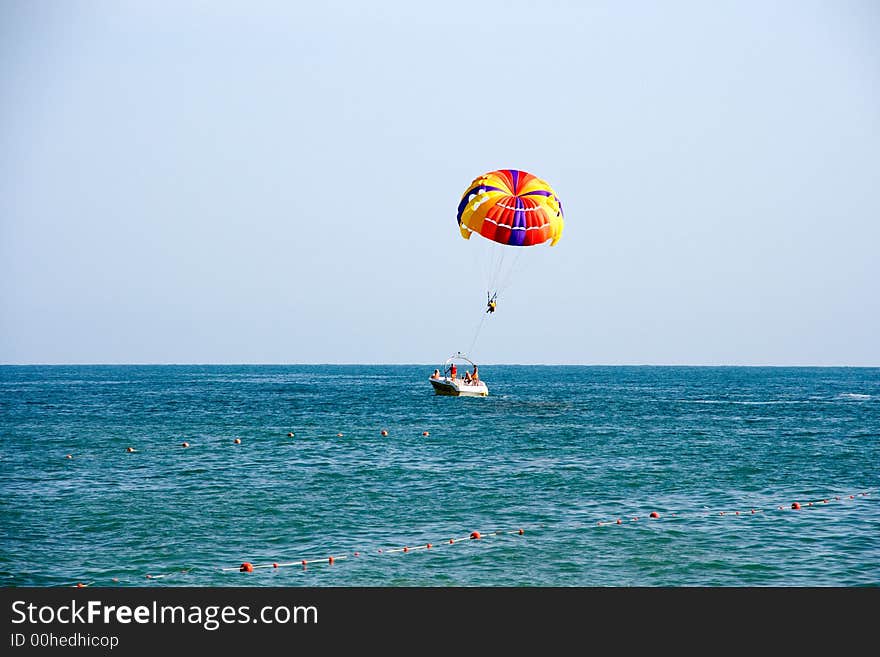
328,556,334,565
273,563,278,568
66,454,73,459
381,430,388,436
301,560,307,566
791,502,801,510
449,539,455,544
649,512,659,519
76,582,85,588
616,519,622,525
470,531,481,540
336,433,343,437
288,432,294,437
518,528,525,535
720,511,725,516
426,543,432,549
126,447,135,453
354,552,360,557
422,431,429,436
240,562,254,572
181,442,189,448
234,438,241,444
403,546,409,553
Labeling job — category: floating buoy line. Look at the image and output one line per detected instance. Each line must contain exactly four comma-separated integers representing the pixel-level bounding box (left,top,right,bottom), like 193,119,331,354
56,489,872,587
221,529,523,576
56,429,873,587
591,492,873,526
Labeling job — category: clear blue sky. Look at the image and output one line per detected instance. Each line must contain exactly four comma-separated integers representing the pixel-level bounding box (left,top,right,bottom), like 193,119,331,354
2,1,878,365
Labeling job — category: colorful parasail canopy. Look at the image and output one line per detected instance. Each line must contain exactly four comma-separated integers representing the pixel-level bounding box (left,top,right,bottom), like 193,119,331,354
456,169,564,247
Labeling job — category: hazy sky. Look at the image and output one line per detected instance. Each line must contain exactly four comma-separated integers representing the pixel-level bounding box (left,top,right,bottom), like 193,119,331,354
2,1,878,365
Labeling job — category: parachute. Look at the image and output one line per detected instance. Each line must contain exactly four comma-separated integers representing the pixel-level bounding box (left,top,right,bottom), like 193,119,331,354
457,168,564,248
456,169,564,317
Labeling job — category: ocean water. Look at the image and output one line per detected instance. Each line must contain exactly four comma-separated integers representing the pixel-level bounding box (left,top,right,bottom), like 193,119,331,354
1,365,878,587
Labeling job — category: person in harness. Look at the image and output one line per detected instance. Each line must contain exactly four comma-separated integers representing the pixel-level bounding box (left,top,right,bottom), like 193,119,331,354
486,291,497,314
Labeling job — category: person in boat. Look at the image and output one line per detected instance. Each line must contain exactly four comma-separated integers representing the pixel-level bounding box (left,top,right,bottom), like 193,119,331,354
463,370,473,384
449,363,457,380
486,292,497,314
431,369,441,380
471,364,479,384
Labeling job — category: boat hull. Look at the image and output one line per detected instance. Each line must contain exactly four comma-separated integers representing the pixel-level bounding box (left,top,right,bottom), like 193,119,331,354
429,377,488,397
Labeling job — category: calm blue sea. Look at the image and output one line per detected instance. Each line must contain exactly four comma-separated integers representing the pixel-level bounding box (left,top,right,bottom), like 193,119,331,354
1,365,878,587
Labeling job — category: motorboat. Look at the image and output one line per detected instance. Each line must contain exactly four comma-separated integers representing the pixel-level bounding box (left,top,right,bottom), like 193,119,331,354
429,352,488,397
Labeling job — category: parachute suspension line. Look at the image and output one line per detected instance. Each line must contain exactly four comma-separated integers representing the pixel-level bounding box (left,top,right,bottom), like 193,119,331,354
490,246,504,289
484,242,512,311
494,248,525,300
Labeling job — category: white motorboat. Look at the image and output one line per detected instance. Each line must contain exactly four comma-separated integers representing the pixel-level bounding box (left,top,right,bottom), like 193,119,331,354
429,352,488,397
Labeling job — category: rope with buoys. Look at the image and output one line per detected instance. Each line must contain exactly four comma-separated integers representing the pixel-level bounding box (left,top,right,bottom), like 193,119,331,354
592,492,872,527
222,528,525,575
57,432,873,586
220,491,872,581
60,490,873,587
60,427,435,462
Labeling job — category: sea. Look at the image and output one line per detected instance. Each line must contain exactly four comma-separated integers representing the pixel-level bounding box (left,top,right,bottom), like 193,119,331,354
1,365,878,587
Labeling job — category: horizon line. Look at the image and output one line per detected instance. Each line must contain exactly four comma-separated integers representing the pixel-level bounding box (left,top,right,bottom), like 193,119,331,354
1,362,878,368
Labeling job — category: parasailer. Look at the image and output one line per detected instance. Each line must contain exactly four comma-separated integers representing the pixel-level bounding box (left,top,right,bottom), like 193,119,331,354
436,169,564,386
457,168,564,315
